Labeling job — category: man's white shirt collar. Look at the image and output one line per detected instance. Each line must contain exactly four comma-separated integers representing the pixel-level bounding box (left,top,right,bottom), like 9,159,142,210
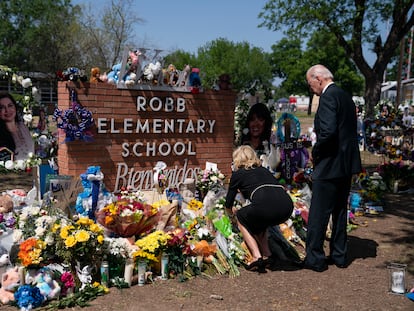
322,82,334,94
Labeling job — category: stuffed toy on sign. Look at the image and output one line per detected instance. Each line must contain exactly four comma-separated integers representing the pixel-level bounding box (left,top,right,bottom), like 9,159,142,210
123,50,141,85
164,64,179,86
189,68,201,86
143,61,162,84
189,68,201,93
90,67,103,83
107,63,122,84
58,67,88,82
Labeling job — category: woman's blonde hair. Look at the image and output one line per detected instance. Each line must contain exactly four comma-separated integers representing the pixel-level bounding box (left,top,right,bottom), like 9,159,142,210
232,145,261,170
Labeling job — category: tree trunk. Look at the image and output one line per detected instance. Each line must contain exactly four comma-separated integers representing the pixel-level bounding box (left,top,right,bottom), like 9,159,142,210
355,53,386,119
364,74,382,118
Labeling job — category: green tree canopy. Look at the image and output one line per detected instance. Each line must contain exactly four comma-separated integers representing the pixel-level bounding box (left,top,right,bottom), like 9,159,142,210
162,50,198,73
195,38,273,91
259,0,414,117
0,0,82,73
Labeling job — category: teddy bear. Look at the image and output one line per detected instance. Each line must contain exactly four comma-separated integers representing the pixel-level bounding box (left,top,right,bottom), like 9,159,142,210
189,68,201,87
34,269,61,301
163,64,179,86
123,50,141,85
0,193,13,213
0,266,20,304
142,61,162,84
106,63,122,84
90,67,103,83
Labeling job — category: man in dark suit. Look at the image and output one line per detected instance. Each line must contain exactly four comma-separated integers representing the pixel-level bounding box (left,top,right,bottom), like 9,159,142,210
304,64,362,272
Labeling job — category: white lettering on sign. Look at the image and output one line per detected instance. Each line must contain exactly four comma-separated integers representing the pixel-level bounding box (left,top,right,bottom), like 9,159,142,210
136,96,186,112
114,159,202,191
121,141,196,157
97,95,218,159
97,118,215,134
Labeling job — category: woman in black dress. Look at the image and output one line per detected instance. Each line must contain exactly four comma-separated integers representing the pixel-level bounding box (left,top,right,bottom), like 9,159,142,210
225,145,293,273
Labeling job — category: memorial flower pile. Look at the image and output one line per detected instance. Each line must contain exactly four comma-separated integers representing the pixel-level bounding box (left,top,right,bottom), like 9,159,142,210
96,189,160,237
377,159,414,191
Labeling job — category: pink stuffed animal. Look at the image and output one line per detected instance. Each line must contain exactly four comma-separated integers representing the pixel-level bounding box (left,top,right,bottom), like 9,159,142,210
0,266,21,304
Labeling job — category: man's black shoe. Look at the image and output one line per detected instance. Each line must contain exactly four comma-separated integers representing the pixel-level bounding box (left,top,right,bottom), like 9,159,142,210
326,256,347,268
266,258,303,271
302,263,328,272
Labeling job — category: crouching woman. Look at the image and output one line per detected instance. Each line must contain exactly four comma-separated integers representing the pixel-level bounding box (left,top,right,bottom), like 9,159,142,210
225,145,293,273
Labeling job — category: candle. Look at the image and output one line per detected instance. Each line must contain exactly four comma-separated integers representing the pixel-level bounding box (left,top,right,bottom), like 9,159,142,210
391,271,405,294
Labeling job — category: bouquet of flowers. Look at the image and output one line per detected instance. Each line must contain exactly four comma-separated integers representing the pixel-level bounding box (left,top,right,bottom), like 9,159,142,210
17,237,47,267
196,168,225,196
132,230,171,263
54,217,106,266
14,204,64,267
104,237,135,279
164,228,192,279
96,189,160,237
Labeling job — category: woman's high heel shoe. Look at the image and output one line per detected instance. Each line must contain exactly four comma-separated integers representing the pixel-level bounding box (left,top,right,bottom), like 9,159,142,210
246,258,267,273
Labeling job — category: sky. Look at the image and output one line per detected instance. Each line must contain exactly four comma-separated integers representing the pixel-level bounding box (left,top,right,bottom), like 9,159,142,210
75,0,283,55
74,0,383,65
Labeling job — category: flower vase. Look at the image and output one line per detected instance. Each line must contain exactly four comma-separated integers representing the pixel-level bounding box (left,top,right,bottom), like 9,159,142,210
161,253,169,280
137,260,147,286
124,258,134,287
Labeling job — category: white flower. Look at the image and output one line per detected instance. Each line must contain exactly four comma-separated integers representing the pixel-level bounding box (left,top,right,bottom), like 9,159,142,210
13,229,23,243
218,173,225,179
32,86,41,102
23,113,33,124
210,176,218,183
21,77,32,88
5,160,14,170
44,234,54,245
197,227,210,239
15,160,26,170
35,226,46,237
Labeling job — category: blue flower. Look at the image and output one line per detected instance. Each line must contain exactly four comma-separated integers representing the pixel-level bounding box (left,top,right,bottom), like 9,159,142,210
14,285,44,309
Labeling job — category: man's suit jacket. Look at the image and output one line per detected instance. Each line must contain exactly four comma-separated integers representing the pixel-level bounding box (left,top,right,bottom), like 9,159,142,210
312,83,362,180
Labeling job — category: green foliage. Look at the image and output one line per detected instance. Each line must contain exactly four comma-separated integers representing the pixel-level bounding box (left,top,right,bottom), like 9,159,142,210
0,0,83,72
163,50,198,72
39,284,107,310
196,38,273,91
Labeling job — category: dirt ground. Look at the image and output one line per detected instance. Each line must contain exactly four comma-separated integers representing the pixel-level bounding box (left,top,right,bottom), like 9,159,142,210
1,151,414,311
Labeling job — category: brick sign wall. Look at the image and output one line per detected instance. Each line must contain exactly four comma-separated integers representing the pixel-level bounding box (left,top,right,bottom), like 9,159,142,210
57,82,236,192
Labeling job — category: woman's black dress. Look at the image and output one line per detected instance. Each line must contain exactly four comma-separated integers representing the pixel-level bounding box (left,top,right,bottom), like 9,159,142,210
225,166,293,234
